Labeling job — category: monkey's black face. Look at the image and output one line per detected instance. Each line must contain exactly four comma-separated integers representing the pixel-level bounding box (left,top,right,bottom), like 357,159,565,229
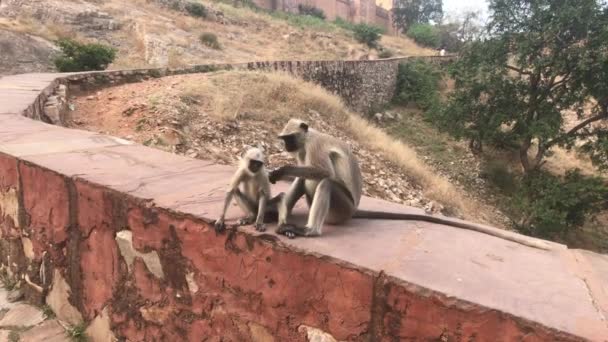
248,160,263,173
280,134,299,152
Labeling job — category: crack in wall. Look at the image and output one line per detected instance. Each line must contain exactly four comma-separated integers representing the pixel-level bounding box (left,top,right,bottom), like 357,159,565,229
570,250,608,326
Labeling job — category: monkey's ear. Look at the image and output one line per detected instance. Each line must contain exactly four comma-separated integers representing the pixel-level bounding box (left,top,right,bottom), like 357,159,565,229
300,122,309,132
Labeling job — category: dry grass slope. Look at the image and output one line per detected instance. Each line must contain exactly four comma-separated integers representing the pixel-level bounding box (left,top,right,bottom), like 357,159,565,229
180,71,350,122
71,71,487,222
0,0,436,73
192,72,489,218
346,116,475,216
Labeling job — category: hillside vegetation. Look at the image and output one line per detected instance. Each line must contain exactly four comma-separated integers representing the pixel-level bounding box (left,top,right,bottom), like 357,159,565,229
386,0,608,253
0,0,435,75
68,71,508,228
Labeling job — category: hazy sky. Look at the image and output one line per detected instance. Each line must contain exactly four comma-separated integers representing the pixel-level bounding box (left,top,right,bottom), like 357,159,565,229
443,0,488,13
443,0,490,21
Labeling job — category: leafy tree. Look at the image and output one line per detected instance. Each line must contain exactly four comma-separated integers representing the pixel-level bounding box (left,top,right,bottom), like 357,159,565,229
54,38,116,72
392,0,443,32
394,60,442,110
434,11,484,52
436,22,462,52
513,170,608,237
406,23,440,48
436,0,608,172
456,10,484,42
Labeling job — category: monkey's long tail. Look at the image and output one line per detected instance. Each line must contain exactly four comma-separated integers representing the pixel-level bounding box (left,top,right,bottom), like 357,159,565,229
352,210,555,251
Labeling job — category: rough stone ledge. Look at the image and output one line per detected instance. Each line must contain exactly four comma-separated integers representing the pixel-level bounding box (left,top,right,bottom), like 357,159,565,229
1,63,607,341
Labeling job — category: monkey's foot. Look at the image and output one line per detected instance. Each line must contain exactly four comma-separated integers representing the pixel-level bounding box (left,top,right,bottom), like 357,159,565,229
254,222,266,232
214,219,226,233
238,216,255,225
276,224,311,239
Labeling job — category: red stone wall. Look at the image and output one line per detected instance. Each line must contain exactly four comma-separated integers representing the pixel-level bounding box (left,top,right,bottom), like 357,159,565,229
1,58,594,341
0,147,584,341
335,0,353,20
251,0,392,32
374,6,390,31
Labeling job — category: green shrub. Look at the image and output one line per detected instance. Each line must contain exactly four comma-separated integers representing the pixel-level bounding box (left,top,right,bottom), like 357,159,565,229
297,4,325,20
67,323,89,342
378,48,394,58
407,23,440,48
53,38,116,72
353,23,383,48
333,17,356,31
394,60,442,110
185,2,208,17
513,170,608,238
200,32,221,49
482,160,517,194
169,1,181,11
271,11,332,30
223,0,258,9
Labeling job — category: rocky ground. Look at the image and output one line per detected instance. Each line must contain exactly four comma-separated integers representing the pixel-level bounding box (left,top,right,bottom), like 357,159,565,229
0,286,75,342
0,29,58,76
0,0,434,75
68,74,448,216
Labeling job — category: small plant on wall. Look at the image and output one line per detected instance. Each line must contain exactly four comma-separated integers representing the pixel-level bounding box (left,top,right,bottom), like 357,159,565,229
297,4,326,20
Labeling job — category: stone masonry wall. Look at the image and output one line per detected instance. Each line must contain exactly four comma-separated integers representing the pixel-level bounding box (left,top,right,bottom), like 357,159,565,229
38,56,455,126
0,133,585,342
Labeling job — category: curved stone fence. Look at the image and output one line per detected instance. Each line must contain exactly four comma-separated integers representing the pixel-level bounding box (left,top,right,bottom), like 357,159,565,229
36,55,456,125
0,58,607,342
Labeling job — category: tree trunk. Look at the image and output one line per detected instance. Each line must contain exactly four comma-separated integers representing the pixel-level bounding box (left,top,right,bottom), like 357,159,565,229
519,138,532,173
533,142,546,170
520,138,546,173
469,137,483,155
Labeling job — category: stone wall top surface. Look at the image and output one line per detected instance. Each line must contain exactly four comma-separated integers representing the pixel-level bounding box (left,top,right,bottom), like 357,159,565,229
1,67,607,341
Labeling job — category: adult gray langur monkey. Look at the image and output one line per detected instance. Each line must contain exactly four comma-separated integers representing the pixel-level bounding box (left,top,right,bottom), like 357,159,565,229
268,118,553,251
215,147,282,233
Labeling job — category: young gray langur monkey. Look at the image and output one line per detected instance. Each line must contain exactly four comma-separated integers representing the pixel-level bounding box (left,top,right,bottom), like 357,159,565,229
215,147,281,233
268,118,553,251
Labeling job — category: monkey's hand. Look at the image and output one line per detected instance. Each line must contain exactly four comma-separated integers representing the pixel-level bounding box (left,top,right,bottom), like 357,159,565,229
268,167,285,184
214,219,226,233
254,222,266,232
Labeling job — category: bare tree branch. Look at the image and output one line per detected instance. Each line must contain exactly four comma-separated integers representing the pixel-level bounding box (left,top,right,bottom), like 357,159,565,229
546,112,608,148
506,64,533,75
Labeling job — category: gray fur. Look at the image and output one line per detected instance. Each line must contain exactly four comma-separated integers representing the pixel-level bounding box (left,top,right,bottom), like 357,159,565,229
215,147,279,233
271,118,555,250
